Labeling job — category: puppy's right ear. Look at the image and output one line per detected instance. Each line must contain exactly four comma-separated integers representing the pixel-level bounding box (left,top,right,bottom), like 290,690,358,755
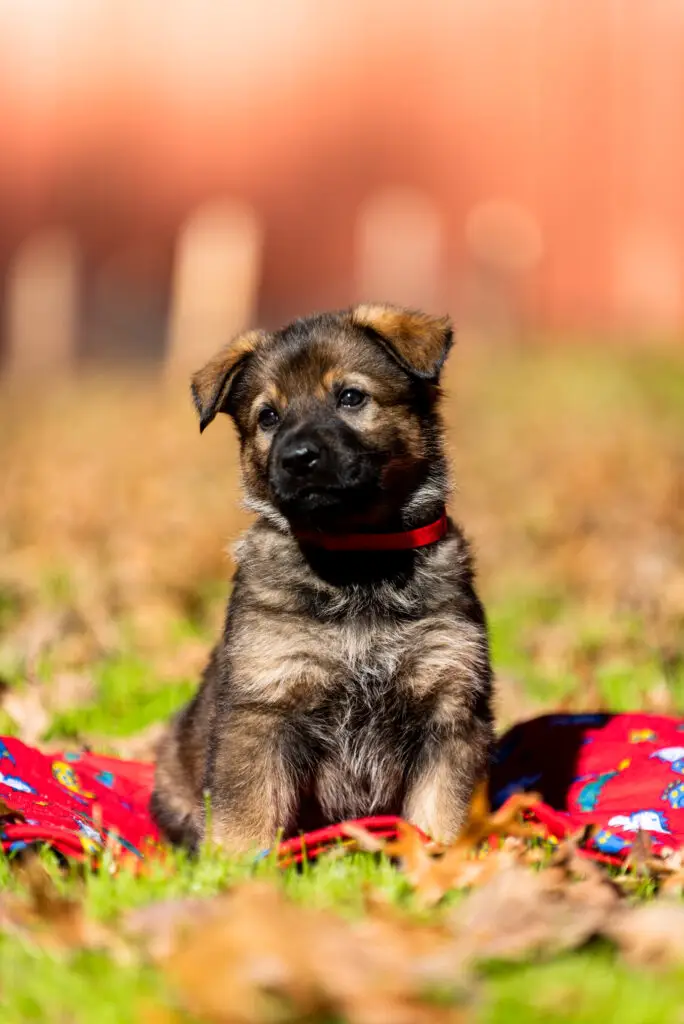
190,330,268,433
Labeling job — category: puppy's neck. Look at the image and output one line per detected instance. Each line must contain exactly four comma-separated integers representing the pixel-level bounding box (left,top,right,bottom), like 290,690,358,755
398,460,450,531
242,461,449,538
242,463,450,589
296,545,421,589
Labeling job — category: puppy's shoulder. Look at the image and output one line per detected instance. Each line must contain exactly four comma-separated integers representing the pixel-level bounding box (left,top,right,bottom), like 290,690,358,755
415,520,480,603
231,520,317,608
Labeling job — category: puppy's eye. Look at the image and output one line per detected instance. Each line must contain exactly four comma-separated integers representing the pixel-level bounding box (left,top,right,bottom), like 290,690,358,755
257,406,280,431
338,388,367,410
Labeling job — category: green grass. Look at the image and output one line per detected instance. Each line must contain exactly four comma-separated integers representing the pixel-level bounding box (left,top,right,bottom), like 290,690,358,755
2,344,684,1022
0,942,164,1024
2,847,684,1023
47,656,197,740
2,582,682,1024
488,591,684,712
484,948,684,1024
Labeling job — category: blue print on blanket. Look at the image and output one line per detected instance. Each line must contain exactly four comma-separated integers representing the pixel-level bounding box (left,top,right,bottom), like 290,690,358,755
650,748,684,775
0,740,16,765
593,829,630,855
0,771,37,795
608,810,670,834
662,780,684,810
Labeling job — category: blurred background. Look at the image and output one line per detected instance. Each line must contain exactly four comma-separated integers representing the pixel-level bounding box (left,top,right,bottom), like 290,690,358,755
2,0,684,372
0,1,682,750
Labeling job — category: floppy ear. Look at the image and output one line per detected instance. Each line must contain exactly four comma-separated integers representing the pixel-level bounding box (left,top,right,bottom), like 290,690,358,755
348,304,454,381
190,329,268,433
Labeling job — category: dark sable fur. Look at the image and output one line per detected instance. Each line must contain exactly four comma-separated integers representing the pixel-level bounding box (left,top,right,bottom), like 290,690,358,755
152,305,494,852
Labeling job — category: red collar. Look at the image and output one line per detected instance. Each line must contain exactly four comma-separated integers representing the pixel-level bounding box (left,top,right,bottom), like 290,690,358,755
294,510,448,552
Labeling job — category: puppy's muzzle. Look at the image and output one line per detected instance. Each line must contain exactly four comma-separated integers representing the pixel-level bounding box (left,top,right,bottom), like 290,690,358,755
279,434,324,480
269,421,380,520
274,425,335,493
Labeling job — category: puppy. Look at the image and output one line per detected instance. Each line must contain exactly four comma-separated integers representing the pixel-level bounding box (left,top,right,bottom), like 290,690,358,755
151,305,494,852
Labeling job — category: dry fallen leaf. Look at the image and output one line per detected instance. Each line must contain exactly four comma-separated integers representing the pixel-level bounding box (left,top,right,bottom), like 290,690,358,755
657,862,684,900
623,828,655,882
339,822,385,853
382,821,451,906
343,783,545,907
125,897,222,960
92,721,166,761
46,671,96,713
452,784,545,851
547,831,621,908
605,902,684,968
131,882,471,1024
0,798,25,825
449,859,612,964
0,856,131,962
1,682,51,745
133,837,684,1024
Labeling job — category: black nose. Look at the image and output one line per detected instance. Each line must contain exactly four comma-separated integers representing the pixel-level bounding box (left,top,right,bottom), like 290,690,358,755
280,439,321,477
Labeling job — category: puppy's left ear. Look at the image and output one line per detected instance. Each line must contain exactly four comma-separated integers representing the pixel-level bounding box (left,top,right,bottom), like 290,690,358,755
348,304,454,382
191,329,268,433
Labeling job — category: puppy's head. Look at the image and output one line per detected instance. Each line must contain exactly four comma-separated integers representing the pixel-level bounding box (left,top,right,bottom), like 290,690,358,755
191,305,453,531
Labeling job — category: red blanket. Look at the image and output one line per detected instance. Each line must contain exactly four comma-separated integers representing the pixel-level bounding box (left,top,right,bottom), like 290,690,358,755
1,713,683,863
0,742,160,861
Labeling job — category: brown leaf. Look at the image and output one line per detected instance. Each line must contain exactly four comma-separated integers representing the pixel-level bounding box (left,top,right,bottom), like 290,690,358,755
91,721,166,761
379,820,500,907
419,787,546,905
46,671,96,713
547,835,620,909
625,829,654,878
450,860,612,964
382,821,451,906
656,849,684,898
125,897,222,960
0,856,131,962
448,784,545,855
339,822,385,853
658,872,684,899
342,785,546,908
138,882,471,1024
0,798,25,825
605,903,684,968
1,682,51,745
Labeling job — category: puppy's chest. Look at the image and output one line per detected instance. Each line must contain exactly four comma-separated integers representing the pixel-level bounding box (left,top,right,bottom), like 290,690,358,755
320,626,412,722
306,624,423,775
234,609,470,709
333,621,414,684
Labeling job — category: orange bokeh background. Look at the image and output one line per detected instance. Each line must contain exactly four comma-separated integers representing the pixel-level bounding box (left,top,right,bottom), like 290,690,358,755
1,1,683,364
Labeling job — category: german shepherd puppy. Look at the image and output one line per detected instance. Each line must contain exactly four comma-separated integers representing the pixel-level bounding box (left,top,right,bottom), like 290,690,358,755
151,305,493,852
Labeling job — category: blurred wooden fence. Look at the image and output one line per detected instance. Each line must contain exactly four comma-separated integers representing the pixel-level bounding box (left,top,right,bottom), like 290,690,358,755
3,189,464,376
1,0,683,373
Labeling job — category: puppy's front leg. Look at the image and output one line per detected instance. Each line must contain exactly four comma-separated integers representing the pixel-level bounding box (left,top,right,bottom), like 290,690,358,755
205,709,299,853
403,721,491,844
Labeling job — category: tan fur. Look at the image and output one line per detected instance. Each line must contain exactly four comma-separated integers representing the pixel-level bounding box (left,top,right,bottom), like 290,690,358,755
191,329,268,432
403,729,487,842
152,307,493,853
349,304,453,380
